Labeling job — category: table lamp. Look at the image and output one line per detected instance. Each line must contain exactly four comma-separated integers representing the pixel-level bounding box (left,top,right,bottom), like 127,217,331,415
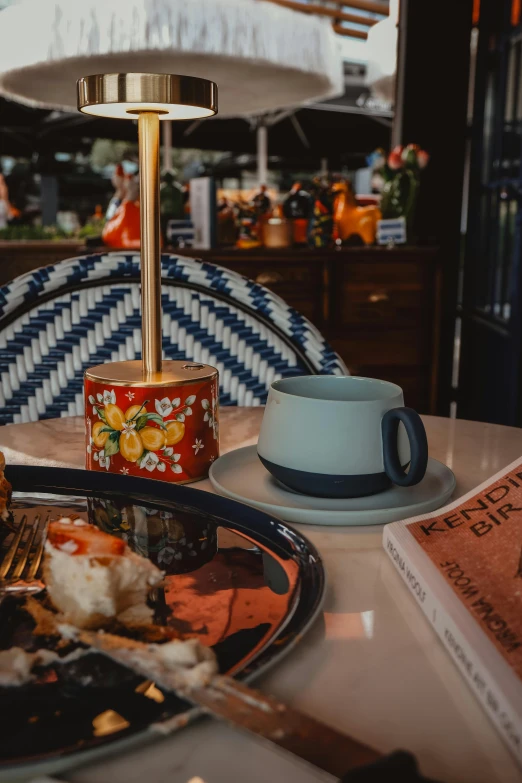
78,73,220,484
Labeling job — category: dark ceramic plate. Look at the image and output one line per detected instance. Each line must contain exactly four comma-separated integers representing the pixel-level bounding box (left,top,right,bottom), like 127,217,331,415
0,465,325,778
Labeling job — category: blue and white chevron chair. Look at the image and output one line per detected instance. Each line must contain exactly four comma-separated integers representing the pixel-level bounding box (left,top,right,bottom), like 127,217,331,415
0,252,348,425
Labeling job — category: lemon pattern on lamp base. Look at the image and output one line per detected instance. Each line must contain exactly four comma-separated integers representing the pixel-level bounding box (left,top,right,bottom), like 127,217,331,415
85,367,219,483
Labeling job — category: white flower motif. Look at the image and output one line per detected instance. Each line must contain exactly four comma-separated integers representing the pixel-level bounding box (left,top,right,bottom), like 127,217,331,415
184,407,193,417
192,439,203,455
125,391,135,401
86,416,91,425
171,452,183,474
99,454,111,471
92,406,98,416
171,397,181,408
102,389,116,406
163,447,174,457
122,420,136,432
185,395,196,406
158,546,175,565
93,451,99,462
157,461,166,473
140,451,160,472
175,413,185,423
120,467,129,475
97,393,103,403
201,396,218,440
88,395,95,404
155,397,173,417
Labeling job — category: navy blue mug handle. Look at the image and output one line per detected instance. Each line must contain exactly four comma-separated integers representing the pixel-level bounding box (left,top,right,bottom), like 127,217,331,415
381,407,428,487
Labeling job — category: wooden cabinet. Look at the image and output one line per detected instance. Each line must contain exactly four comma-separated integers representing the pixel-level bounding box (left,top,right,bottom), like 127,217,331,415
196,250,327,327
184,247,441,414
327,248,440,414
0,243,441,413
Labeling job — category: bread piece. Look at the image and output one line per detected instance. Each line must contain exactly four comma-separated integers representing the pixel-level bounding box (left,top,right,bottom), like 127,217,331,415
44,518,164,629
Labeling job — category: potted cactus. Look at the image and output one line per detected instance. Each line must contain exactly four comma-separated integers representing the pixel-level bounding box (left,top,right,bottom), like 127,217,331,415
378,144,429,237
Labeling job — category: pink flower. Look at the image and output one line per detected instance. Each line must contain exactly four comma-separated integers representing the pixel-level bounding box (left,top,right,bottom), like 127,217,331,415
388,151,403,170
417,150,429,168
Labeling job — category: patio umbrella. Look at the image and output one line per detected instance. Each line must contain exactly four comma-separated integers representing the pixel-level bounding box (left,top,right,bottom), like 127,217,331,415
0,0,343,117
0,87,391,161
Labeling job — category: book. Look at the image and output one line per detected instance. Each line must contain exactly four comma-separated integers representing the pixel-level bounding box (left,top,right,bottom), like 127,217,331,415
383,456,522,766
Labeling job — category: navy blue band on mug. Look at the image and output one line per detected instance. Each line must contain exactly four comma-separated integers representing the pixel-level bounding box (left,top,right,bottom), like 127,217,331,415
258,456,409,499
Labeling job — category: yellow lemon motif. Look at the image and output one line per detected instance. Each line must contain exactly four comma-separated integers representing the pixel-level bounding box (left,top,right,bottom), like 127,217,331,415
92,421,109,448
120,430,143,462
104,404,126,431
165,420,185,446
124,404,143,421
140,427,166,452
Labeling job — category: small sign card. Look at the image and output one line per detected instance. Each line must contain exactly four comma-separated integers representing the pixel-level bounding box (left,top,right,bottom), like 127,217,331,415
376,216,407,245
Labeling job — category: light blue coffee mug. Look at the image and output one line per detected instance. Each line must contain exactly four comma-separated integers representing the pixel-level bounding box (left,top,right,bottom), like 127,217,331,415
257,376,428,499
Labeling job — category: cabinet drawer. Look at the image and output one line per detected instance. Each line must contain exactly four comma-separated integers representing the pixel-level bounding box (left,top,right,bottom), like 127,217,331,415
219,261,324,324
330,330,426,367
345,262,425,285
339,285,425,327
223,261,319,286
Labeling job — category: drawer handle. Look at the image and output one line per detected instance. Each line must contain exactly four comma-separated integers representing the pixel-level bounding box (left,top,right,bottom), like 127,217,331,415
255,271,284,285
367,289,390,303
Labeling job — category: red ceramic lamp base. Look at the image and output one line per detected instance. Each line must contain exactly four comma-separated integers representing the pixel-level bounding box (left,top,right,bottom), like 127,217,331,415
84,361,219,483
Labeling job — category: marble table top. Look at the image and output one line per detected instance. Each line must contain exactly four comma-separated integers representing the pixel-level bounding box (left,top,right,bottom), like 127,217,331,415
1,409,522,783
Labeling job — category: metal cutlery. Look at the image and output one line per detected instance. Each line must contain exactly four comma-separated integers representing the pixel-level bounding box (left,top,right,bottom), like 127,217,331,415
79,629,381,779
0,511,48,598
0,511,381,778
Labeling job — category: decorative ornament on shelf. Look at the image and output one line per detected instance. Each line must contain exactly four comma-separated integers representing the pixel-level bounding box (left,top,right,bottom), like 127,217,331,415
251,184,272,246
160,170,184,242
102,174,141,249
105,164,126,221
331,178,381,246
283,182,312,245
0,174,21,229
308,177,334,249
263,204,292,249
374,144,429,241
236,198,261,250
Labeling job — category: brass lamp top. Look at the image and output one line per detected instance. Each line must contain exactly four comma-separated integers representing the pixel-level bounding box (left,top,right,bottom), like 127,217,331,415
85,360,218,388
77,73,218,120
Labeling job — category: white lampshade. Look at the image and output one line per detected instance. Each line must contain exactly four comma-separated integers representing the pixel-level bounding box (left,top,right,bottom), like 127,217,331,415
0,0,344,117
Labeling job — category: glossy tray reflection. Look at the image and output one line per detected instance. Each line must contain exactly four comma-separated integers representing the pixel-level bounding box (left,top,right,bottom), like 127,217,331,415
0,466,325,770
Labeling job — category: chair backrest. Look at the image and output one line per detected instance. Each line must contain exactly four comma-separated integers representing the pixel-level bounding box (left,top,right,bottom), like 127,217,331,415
0,252,347,424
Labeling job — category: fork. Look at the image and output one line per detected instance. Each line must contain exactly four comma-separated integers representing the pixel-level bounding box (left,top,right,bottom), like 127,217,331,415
0,513,49,598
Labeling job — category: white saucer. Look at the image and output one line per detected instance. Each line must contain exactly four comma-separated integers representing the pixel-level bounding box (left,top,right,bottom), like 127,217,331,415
209,446,456,526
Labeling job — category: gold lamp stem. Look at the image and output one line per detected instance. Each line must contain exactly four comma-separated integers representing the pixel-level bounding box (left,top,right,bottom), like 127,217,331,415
138,111,162,378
